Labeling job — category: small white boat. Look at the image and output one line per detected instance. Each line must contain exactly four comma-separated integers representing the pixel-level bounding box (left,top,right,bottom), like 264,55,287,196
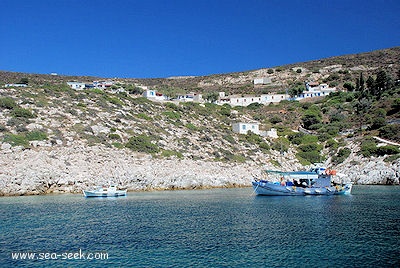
83,184,127,197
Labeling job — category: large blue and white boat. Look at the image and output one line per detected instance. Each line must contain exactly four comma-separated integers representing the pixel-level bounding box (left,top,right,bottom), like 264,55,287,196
252,164,352,196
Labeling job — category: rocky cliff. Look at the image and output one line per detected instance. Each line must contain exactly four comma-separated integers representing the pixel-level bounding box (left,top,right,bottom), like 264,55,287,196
0,141,398,196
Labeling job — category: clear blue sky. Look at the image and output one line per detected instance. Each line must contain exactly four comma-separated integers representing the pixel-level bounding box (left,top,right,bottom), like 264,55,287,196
1,0,399,78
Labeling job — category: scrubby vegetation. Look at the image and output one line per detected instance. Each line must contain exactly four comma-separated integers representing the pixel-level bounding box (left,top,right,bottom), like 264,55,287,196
0,47,398,165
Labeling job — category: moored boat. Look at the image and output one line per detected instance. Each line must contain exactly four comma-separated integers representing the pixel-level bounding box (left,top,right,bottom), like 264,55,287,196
83,184,127,197
252,164,352,196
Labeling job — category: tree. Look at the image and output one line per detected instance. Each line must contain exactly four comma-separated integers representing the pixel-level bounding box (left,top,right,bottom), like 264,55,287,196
396,69,400,86
375,70,388,96
343,82,355,91
19,78,29,85
366,76,375,93
204,92,219,103
356,77,360,92
359,72,365,91
354,97,372,134
302,106,322,129
288,85,305,98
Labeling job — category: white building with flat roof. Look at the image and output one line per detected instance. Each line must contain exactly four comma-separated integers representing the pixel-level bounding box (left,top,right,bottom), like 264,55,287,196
254,77,272,85
67,82,86,90
232,122,260,135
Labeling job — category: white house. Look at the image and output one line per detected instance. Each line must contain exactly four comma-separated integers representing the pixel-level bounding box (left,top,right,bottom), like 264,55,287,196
143,90,167,101
228,95,263,106
254,77,272,85
218,93,290,106
174,92,202,102
5,83,28,87
67,82,86,90
260,94,289,104
93,80,113,88
266,128,278,139
232,122,260,135
294,82,337,101
305,82,336,93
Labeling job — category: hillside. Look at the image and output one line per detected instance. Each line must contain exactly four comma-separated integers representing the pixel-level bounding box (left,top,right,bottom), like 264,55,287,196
0,47,399,195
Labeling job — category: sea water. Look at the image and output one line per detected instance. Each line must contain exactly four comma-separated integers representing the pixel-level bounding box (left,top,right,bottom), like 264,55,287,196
1,186,399,267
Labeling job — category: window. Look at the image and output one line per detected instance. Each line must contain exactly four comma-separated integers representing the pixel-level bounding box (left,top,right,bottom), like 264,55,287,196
242,125,246,130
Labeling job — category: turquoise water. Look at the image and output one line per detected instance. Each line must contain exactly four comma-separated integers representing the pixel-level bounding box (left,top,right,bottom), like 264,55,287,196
1,186,399,267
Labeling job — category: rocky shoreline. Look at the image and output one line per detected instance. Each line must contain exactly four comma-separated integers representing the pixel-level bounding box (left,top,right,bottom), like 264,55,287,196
0,145,399,196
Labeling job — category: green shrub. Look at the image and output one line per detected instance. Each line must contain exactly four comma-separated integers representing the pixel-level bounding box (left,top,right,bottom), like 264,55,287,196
136,113,152,121
112,142,124,149
317,132,331,142
370,117,386,130
0,97,17,109
231,154,247,163
165,102,182,112
26,130,47,141
379,124,400,142
161,150,183,159
11,108,35,118
108,133,121,140
125,135,159,153
376,145,400,156
77,102,87,108
223,135,236,144
326,139,339,150
270,115,283,124
288,132,318,145
131,97,152,105
384,154,400,163
302,110,322,129
163,111,181,120
3,134,29,147
324,125,340,136
219,106,231,116
106,96,124,106
259,142,270,152
245,133,263,144
332,147,351,164
360,138,377,157
246,103,263,110
216,149,247,163
271,138,289,152
185,123,198,131
298,143,322,152
297,151,323,164
288,132,304,145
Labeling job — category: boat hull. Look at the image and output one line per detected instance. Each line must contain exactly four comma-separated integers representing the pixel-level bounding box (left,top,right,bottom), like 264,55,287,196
252,181,352,196
83,190,127,198
252,181,305,196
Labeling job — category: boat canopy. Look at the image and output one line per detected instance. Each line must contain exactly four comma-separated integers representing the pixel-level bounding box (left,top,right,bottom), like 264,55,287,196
264,170,317,176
